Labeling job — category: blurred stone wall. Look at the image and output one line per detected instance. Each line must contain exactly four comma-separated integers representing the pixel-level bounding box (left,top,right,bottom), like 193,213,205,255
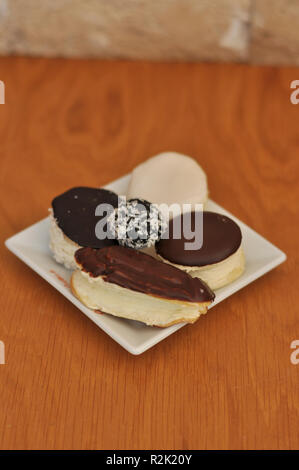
0,0,298,65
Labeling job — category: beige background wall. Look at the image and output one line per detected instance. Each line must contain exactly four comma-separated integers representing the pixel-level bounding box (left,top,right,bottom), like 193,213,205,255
0,0,298,65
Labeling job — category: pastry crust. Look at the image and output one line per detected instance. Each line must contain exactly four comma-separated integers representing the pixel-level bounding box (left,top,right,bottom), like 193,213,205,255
71,269,212,327
157,246,245,290
49,209,79,270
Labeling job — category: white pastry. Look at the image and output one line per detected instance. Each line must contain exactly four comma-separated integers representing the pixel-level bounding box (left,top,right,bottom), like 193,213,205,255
158,246,245,290
71,246,215,327
49,210,79,270
127,152,208,219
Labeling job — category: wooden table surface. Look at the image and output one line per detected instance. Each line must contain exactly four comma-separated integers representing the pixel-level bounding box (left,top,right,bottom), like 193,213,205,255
0,57,298,450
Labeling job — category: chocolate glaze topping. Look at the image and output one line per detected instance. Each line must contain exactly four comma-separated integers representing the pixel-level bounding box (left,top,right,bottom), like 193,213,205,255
75,245,215,303
156,211,242,267
52,187,118,248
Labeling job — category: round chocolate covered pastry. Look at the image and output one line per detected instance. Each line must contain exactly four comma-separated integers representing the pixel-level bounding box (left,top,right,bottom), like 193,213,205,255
107,198,167,249
50,187,118,269
156,211,245,290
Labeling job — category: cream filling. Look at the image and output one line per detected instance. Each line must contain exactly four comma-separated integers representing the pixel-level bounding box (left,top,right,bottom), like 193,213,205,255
49,210,79,270
157,246,245,290
71,269,211,327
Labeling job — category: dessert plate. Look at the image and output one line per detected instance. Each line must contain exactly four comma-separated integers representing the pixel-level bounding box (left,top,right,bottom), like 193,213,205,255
5,174,286,355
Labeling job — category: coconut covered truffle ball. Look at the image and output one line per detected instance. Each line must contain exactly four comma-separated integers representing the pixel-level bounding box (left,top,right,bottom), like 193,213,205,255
107,198,167,249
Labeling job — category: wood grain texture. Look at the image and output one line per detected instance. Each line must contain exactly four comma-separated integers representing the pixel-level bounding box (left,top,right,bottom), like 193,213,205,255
0,57,298,450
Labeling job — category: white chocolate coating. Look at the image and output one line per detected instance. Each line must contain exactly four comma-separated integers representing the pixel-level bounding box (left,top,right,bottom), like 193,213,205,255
127,152,208,218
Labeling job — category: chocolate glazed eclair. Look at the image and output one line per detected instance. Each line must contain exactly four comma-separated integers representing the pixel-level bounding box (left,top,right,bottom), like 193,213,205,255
71,245,215,327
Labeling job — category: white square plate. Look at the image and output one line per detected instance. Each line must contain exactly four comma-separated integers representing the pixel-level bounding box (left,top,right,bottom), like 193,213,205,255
5,174,286,355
